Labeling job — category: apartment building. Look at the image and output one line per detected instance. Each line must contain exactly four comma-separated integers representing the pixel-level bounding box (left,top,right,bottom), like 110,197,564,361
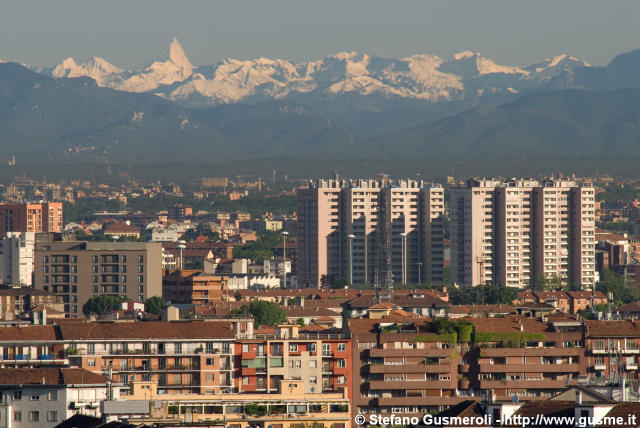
350,316,464,419
0,368,111,428
58,320,236,396
450,178,596,288
115,379,351,428
0,286,63,321
162,269,227,304
584,320,640,387
235,324,351,401
0,202,63,236
0,232,35,286
465,316,586,401
0,325,66,368
33,241,163,317
297,179,445,288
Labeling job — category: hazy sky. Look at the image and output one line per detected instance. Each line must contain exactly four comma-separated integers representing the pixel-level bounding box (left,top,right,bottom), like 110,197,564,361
2,0,639,68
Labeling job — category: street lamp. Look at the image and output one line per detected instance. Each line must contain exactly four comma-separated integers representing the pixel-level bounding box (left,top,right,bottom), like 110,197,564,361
400,233,407,285
281,231,289,288
347,234,356,285
416,261,422,285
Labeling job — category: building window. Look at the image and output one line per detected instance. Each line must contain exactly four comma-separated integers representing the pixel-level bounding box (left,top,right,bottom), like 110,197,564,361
121,285,127,293
289,344,298,352
72,305,78,313
43,275,49,283
138,275,144,283
309,360,317,368
138,265,144,273
43,265,49,273
71,265,77,273
93,285,99,293
121,255,127,263
72,275,78,283
29,411,39,422
337,359,346,368
138,285,144,293
175,343,182,354
121,275,127,283
323,344,331,355
30,393,40,401
48,390,58,401
88,358,96,367
242,344,249,352
92,255,98,263
338,375,346,384
92,265,98,273
138,255,144,263
13,411,22,421
92,275,98,283
12,390,22,400
243,377,249,385
310,376,317,384
308,343,316,352
47,411,57,422
337,343,346,352
138,295,144,302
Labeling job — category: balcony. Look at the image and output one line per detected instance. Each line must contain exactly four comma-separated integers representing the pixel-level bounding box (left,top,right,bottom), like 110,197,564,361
367,348,453,358
625,363,638,370
594,364,606,370
478,379,569,389
373,396,465,407
478,363,581,373
366,380,455,390
368,364,451,374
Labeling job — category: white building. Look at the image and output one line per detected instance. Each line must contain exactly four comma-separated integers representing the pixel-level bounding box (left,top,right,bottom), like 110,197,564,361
450,178,596,289
0,367,114,428
0,232,35,286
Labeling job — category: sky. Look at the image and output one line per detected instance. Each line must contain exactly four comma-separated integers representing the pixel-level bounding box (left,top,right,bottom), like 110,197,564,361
1,0,639,69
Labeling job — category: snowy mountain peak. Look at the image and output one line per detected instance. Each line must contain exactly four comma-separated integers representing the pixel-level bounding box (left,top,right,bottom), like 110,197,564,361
51,56,122,85
453,51,476,60
155,37,192,70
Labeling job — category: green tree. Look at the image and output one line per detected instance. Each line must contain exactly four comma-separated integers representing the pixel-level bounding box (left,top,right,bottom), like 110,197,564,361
83,295,130,316
296,318,306,327
233,301,286,328
145,296,168,316
597,268,640,306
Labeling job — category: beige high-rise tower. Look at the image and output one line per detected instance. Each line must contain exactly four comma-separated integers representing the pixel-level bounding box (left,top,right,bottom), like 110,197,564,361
297,179,445,288
450,178,595,289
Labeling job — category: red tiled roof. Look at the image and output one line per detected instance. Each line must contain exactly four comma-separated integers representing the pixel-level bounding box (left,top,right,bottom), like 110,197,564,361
58,320,234,340
585,320,640,338
0,368,106,385
103,222,140,234
0,325,59,341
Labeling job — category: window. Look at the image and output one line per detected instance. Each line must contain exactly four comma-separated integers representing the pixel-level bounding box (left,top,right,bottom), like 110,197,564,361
338,375,346,384
47,411,58,422
88,358,96,367
138,285,144,293
92,275,98,283
92,255,98,263
337,343,346,352
48,390,58,401
30,411,40,422
43,255,49,263
30,392,40,401
308,343,316,352
72,265,77,273
13,411,22,421
138,255,144,263
121,255,127,263
71,256,77,263
309,360,317,368
337,359,346,368
175,343,182,354
323,344,331,355
243,377,249,385
289,344,298,352
12,390,22,400
138,275,144,283
121,285,127,293
310,376,317,384
206,358,215,365
93,265,98,273
242,344,249,353
121,275,127,283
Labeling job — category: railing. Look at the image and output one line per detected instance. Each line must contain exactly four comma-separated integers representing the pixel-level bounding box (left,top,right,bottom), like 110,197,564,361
252,333,349,340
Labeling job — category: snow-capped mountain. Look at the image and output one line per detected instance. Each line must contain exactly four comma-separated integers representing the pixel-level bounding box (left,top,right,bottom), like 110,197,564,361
44,38,594,106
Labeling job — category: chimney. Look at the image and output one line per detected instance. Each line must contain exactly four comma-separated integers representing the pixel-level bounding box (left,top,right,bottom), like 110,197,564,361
575,390,582,405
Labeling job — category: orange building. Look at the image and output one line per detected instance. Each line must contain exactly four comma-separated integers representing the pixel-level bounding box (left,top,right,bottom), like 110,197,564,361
0,202,63,235
162,270,228,304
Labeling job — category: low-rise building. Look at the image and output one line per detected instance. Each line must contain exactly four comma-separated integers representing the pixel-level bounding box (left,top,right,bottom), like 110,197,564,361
0,368,111,428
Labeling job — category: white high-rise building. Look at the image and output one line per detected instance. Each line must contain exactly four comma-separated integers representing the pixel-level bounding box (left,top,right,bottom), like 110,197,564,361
297,179,445,288
0,232,35,286
450,178,595,289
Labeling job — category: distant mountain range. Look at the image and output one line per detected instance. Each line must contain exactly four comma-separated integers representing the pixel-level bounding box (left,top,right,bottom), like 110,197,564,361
41,38,593,108
2,42,640,164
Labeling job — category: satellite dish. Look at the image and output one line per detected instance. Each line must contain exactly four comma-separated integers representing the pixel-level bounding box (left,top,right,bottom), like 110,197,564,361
512,394,519,404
